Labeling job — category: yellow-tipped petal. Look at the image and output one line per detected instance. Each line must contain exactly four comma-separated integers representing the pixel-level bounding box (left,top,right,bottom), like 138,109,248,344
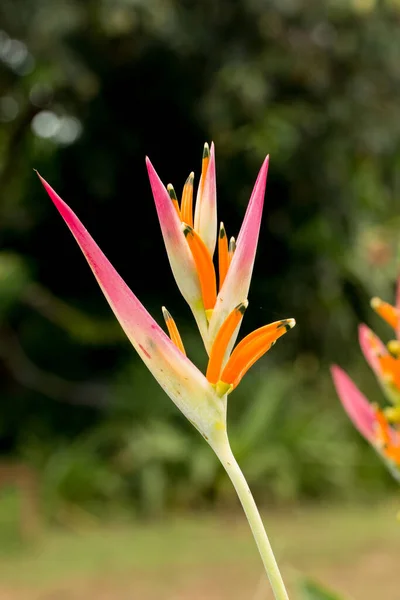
162,306,186,356
206,301,248,384
181,172,194,228
182,223,217,312
218,222,229,291
167,184,181,219
371,297,399,330
219,318,295,391
228,236,236,265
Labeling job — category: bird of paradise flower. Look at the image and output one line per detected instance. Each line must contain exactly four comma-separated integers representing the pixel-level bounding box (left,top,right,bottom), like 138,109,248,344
332,288,400,482
38,143,294,600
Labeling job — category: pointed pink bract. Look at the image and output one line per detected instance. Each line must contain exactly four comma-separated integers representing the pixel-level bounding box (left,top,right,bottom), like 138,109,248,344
208,155,269,343
145,158,207,341
358,324,386,377
235,155,269,251
37,175,223,433
38,173,176,357
146,157,177,227
331,365,376,443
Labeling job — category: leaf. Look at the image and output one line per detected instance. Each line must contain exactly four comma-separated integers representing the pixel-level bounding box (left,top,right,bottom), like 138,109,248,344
298,577,350,600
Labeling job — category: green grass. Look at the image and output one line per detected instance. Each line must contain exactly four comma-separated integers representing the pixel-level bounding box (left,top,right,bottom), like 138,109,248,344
0,499,398,598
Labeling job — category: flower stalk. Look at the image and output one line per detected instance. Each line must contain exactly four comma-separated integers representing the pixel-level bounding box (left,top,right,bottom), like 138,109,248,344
214,433,289,600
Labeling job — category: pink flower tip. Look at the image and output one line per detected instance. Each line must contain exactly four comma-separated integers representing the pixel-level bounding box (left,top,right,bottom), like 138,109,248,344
331,364,376,443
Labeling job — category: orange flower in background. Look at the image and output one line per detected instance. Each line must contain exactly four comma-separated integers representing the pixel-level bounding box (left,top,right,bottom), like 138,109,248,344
332,283,400,481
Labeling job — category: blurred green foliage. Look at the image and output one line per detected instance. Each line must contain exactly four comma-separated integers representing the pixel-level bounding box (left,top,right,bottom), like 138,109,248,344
1,0,400,518
299,577,348,600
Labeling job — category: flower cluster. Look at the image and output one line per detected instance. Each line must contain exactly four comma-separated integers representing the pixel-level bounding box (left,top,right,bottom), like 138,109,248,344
332,287,400,480
38,143,295,452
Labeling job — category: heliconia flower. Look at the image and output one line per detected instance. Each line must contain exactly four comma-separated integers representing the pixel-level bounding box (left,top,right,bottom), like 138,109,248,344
331,284,400,481
38,144,295,450
37,174,226,443
38,147,296,598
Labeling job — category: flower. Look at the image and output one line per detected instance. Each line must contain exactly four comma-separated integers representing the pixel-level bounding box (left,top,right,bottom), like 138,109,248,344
331,284,400,480
38,145,295,597
37,144,295,452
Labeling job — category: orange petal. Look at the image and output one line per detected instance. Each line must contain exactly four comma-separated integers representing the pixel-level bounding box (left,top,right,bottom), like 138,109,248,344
206,301,248,384
375,408,400,465
218,222,229,291
182,223,217,315
162,306,186,355
375,408,391,446
371,297,399,330
181,172,194,228
219,318,295,391
198,143,210,206
377,354,400,389
167,184,181,219
385,445,400,464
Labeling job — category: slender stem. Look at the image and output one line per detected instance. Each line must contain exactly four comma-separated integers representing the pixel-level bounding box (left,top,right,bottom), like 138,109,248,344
215,440,289,600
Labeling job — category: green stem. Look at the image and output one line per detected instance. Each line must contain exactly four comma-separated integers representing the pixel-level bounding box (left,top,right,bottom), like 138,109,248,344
215,439,289,600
